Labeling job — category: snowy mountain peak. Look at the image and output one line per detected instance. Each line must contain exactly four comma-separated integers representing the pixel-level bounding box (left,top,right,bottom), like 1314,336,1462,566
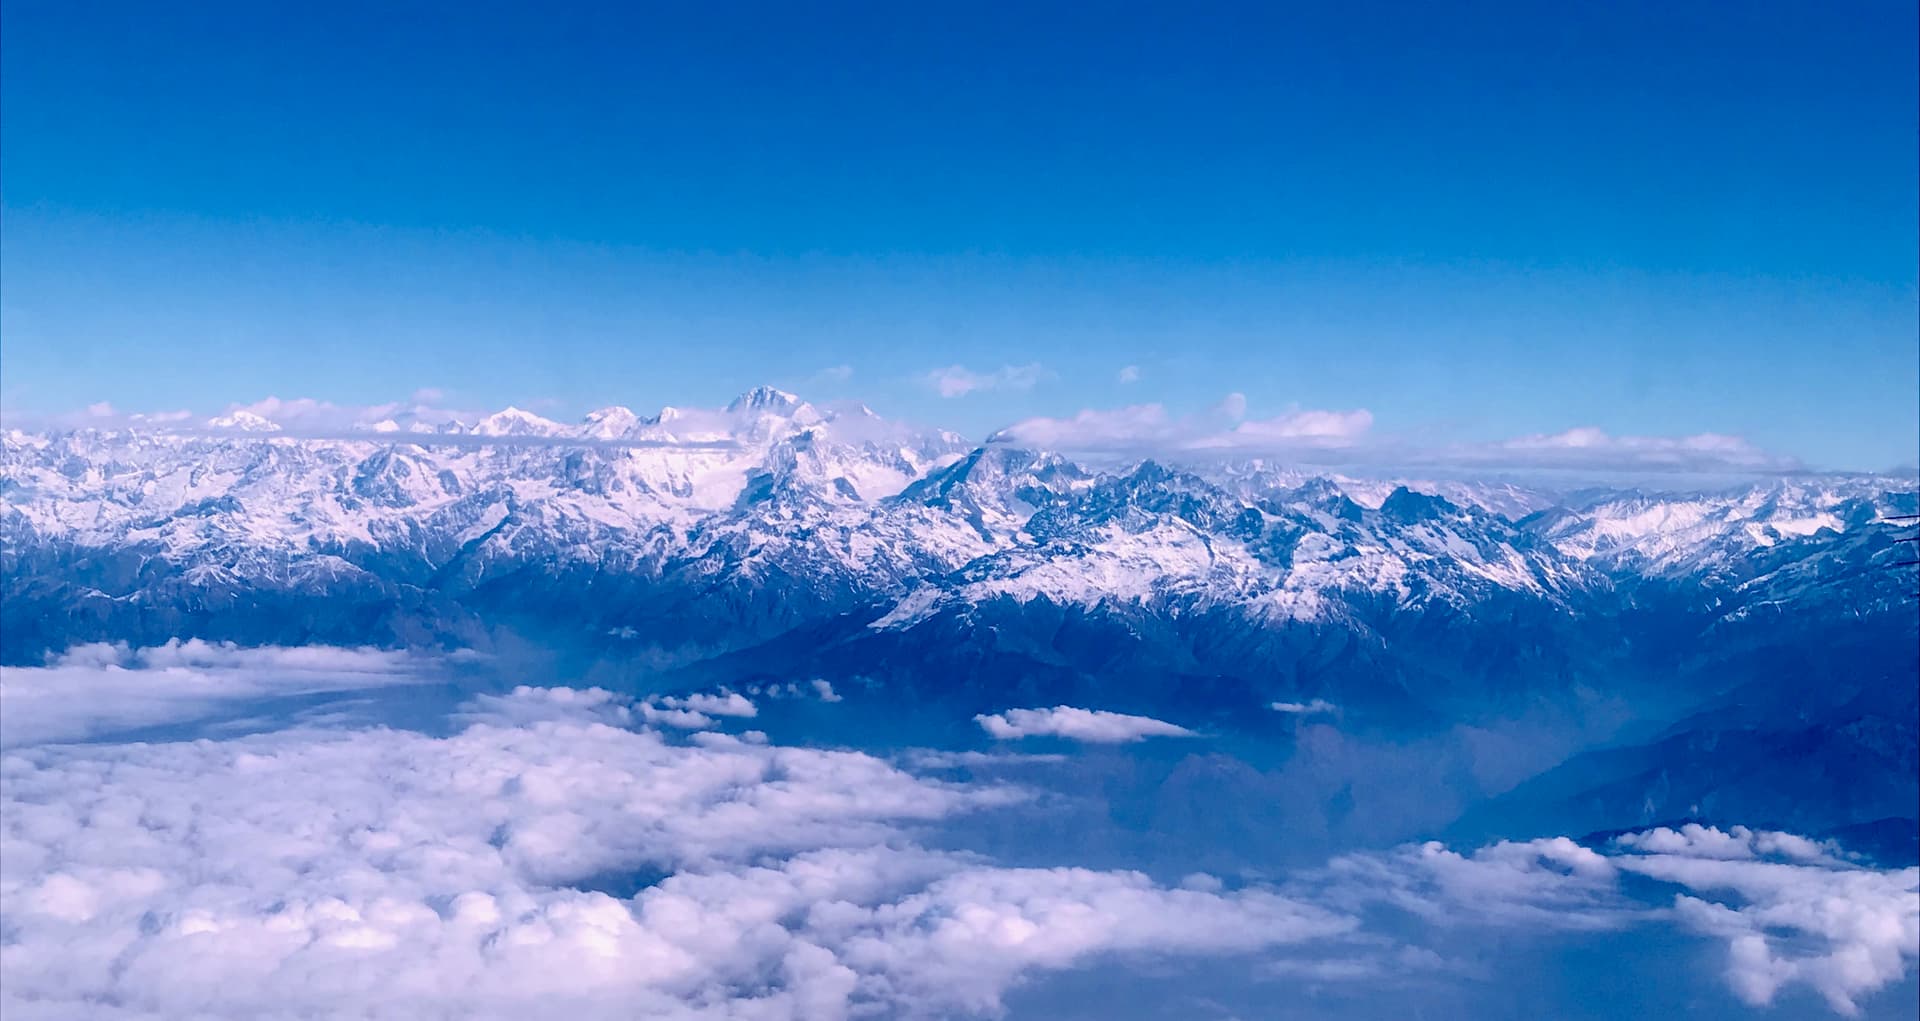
205,409,282,432
472,407,565,437
580,406,640,439
727,386,804,415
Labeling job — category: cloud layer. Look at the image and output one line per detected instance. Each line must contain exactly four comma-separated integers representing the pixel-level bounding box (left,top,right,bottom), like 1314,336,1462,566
1307,829,1919,1017
0,690,1340,1020
0,670,1912,1020
0,641,438,746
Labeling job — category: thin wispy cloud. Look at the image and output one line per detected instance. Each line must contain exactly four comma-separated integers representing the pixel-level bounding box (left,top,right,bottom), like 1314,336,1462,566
1272,699,1339,716
989,398,1374,454
1481,427,1793,471
990,399,1799,473
922,363,1051,398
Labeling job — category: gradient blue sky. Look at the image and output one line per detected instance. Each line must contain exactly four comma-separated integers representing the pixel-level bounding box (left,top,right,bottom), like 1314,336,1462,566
3,1,1915,469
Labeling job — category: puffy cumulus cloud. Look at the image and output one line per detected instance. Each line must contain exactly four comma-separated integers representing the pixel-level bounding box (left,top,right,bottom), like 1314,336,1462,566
1305,828,1920,1016
492,687,789,735
0,641,437,747
921,363,1052,398
974,706,1198,743
825,866,1355,1015
1314,837,1628,931
1613,847,1916,1015
633,690,760,730
0,690,1362,1021
988,400,1374,455
1611,823,1844,865
659,692,758,718
1117,365,1142,384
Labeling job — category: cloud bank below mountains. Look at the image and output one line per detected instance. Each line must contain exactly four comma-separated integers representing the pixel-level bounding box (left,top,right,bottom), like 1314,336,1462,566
0,655,1912,1019
0,641,440,746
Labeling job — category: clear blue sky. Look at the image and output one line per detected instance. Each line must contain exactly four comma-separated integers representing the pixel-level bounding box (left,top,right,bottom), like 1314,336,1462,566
2,1,1915,468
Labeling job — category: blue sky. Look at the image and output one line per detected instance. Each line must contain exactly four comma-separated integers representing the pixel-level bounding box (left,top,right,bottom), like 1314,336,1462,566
3,1,1915,469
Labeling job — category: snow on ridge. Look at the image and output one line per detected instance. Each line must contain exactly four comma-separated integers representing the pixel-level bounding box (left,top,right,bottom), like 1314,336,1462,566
3,394,1912,624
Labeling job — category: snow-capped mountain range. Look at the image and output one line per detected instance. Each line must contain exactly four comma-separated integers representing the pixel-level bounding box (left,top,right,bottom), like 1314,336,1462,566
6,387,1915,838
4,387,1913,669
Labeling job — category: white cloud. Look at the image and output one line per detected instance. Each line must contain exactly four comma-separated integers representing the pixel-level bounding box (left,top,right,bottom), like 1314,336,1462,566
652,691,758,718
824,865,1354,1014
1623,853,1916,1015
974,706,1197,743
0,641,436,747
1611,823,1844,865
810,679,843,703
986,404,1173,450
0,689,1362,1020
1117,365,1142,384
630,690,760,729
454,685,637,729
1191,408,1375,448
0,669,1911,1019
1306,828,1920,1016
922,364,1052,398
1271,699,1338,716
